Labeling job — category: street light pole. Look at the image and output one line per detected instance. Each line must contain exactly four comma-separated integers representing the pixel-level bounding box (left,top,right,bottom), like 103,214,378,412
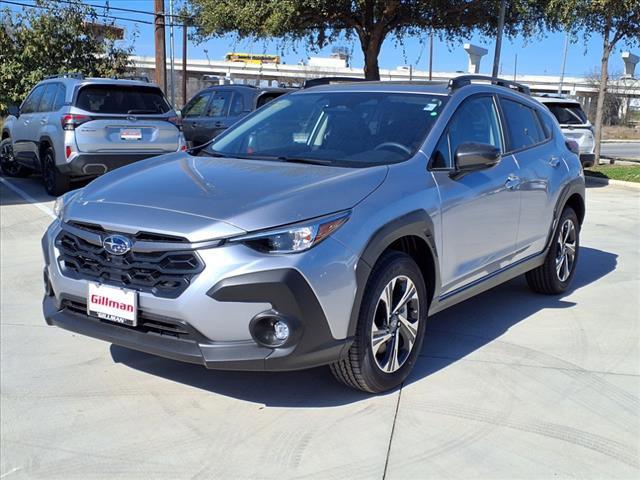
492,0,506,78
169,0,176,106
428,29,434,81
154,0,166,92
558,34,569,95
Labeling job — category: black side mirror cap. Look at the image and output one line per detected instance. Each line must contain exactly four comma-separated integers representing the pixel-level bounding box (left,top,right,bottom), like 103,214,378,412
454,142,501,173
8,105,20,118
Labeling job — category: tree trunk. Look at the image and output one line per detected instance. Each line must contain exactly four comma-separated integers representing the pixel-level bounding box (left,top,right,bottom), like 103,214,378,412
594,19,612,165
360,29,384,80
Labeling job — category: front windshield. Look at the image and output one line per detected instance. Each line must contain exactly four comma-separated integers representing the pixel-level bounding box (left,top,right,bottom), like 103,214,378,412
206,91,448,167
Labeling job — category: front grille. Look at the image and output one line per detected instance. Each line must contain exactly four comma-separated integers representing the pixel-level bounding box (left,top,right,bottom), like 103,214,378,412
68,221,189,244
62,298,202,341
55,229,204,298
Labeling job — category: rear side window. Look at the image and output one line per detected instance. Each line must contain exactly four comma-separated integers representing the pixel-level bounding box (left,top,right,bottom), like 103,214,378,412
39,83,58,112
75,85,171,114
53,84,67,111
206,91,231,117
536,110,556,139
21,85,45,114
501,99,544,151
545,102,588,125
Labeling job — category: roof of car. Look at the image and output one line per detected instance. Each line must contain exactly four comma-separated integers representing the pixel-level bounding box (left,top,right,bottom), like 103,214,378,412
533,95,581,105
39,77,159,88
298,81,452,95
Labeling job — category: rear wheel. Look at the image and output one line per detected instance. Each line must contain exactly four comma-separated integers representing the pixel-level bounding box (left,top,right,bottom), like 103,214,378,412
0,138,29,177
331,251,428,393
526,207,580,294
42,147,70,196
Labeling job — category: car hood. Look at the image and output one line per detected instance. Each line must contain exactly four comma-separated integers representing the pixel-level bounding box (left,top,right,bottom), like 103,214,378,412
67,153,387,241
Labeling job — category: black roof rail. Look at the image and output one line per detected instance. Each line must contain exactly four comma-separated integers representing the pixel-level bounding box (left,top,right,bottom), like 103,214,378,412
44,72,85,80
448,75,531,95
303,76,366,88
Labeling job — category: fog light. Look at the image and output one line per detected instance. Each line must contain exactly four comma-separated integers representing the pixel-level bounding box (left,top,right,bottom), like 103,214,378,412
274,320,289,341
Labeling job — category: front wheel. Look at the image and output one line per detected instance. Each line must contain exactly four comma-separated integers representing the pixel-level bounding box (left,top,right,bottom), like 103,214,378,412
331,251,428,393
526,207,580,294
0,138,29,177
42,147,70,196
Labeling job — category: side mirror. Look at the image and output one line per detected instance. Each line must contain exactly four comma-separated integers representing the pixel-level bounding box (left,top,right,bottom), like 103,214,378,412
454,142,501,173
8,105,20,118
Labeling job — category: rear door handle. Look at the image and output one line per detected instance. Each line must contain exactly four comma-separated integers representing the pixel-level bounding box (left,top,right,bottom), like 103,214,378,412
40,118,48,125
548,156,561,167
505,174,521,190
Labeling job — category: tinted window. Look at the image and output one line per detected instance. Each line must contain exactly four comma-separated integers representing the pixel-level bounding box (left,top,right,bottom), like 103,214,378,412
448,96,503,157
536,110,556,139
229,93,245,116
76,85,170,114
431,133,451,169
545,102,588,125
501,99,544,150
39,83,58,112
182,92,211,117
21,85,45,114
208,92,447,167
52,84,66,111
206,91,231,117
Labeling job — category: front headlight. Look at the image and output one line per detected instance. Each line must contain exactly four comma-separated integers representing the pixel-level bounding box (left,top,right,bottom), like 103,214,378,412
231,211,350,254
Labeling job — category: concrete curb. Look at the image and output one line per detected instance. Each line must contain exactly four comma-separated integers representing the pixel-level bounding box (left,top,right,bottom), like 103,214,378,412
585,175,640,190
601,139,640,143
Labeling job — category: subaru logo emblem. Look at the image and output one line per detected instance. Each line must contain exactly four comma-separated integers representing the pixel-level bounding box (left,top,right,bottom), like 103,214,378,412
103,234,132,256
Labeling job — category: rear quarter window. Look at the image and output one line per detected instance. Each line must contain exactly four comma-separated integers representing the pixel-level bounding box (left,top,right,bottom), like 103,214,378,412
75,85,171,114
500,98,545,151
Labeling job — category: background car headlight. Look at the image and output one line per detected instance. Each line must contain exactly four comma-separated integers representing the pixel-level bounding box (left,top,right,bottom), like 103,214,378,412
232,211,350,253
53,196,65,219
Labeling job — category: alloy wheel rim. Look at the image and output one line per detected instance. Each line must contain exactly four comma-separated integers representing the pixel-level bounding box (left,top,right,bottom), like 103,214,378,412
371,275,420,373
556,218,577,282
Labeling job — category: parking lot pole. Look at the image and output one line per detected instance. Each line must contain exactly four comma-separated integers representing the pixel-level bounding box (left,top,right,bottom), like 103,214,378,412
492,0,506,78
154,0,167,92
182,20,187,107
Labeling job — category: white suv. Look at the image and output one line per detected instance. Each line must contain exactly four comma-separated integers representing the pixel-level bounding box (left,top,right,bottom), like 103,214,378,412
535,95,595,167
1,74,186,195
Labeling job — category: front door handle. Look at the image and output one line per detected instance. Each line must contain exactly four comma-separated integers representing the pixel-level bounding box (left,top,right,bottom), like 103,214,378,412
40,118,48,125
505,174,520,190
548,156,561,167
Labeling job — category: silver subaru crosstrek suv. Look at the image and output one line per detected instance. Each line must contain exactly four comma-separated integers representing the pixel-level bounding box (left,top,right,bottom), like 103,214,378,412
1,74,186,195
42,76,585,393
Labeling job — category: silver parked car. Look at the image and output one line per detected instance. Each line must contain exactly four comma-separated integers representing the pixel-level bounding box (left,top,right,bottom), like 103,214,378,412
535,94,595,167
1,74,186,195
42,76,585,393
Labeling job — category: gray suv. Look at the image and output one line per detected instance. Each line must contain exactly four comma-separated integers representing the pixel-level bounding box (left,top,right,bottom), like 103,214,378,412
1,74,186,195
42,76,585,393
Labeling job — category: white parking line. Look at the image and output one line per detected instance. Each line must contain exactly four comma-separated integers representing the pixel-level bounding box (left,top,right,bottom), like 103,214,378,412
0,177,55,219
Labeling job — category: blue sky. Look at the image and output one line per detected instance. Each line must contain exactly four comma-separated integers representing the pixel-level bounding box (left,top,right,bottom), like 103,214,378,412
5,0,638,77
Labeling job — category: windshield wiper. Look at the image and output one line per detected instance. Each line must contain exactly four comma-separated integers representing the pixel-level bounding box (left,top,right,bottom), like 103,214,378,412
276,156,333,165
197,149,226,157
127,109,157,114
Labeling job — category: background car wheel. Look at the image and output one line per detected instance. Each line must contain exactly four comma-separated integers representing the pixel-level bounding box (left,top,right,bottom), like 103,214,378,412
0,138,29,177
42,147,70,196
526,206,580,295
330,251,428,393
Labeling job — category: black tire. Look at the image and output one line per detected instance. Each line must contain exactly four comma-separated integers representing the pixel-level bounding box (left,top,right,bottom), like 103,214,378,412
526,207,580,295
330,251,428,393
0,138,29,177
42,147,70,196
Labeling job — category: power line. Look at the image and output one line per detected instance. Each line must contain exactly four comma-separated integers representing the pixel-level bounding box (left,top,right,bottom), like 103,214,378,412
0,0,155,24
51,0,192,21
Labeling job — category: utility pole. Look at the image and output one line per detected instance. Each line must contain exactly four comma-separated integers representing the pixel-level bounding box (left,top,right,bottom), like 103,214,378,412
492,0,506,78
514,53,518,81
428,29,434,81
168,0,176,106
154,0,166,92
182,20,188,107
558,34,569,94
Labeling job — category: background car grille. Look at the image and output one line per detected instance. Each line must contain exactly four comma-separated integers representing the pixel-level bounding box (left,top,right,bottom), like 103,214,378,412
55,229,204,298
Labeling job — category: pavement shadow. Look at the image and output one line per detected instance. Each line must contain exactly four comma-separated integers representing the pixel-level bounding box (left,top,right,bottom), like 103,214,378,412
0,175,91,205
111,246,616,406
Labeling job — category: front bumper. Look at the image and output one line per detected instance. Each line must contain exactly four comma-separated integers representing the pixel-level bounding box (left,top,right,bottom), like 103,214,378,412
42,220,358,371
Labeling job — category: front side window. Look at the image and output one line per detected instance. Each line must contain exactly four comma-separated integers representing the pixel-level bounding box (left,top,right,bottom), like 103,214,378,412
206,91,448,167
21,85,45,114
75,85,171,114
183,92,212,117
431,96,502,169
501,98,544,151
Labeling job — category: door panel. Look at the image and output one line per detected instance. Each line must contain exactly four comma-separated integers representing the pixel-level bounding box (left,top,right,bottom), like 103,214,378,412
431,94,521,296
13,85,45,163
196,90,232,142
181,91,213,145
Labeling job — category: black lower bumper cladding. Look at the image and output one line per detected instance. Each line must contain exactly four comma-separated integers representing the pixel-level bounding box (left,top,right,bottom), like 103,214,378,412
43,268,352,371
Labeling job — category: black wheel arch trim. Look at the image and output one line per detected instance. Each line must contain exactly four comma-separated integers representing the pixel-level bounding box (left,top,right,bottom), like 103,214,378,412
348,210,440,337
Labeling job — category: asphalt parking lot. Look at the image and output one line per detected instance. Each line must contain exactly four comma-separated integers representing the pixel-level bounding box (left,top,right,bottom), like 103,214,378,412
1,175,638,479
